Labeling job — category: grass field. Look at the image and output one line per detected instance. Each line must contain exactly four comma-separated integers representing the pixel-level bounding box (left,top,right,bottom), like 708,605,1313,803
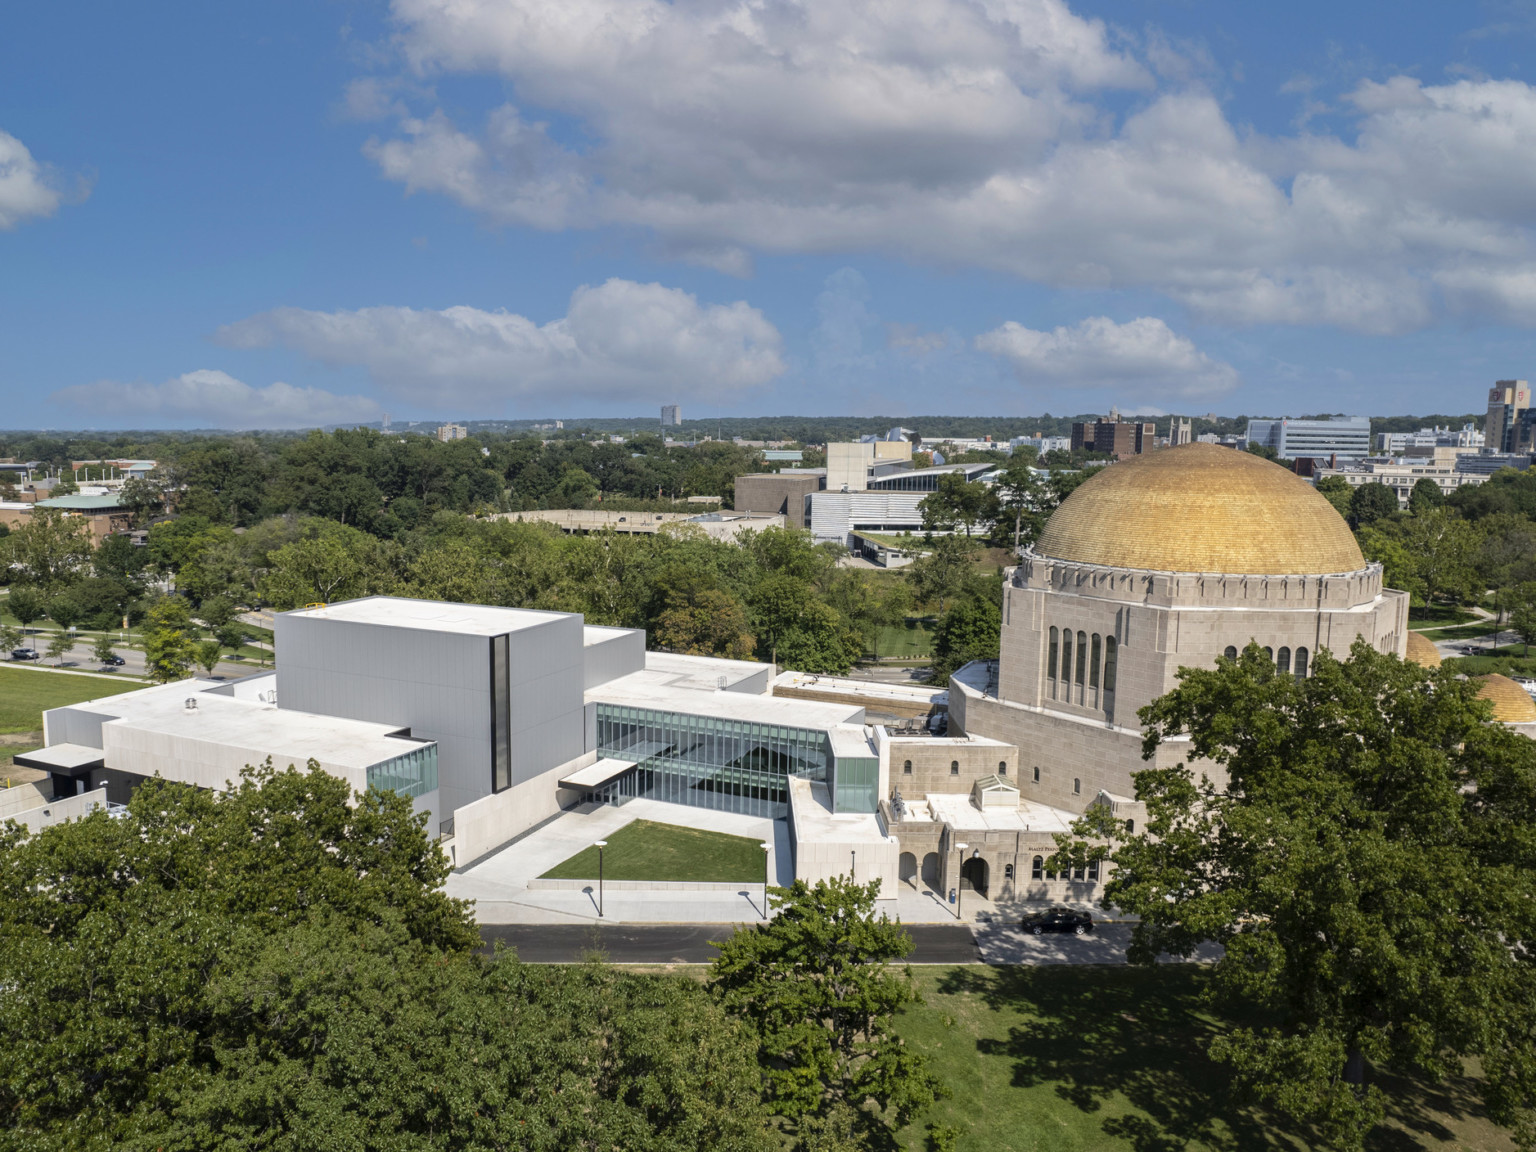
873,618,936,660
1416,621,1504,642
539,819,767,883
1408,604,1479,629
0,665,143,735
891,965,1516,1152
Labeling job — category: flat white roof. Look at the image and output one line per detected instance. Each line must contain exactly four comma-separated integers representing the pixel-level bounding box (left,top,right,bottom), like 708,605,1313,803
50,679,428,771
583,625,640,646
924,792,1077,834
643,651,768,691
788,778,891,844
283,595,568,636
828,725,877,758
589,674,864,729
559,757,638,788
774,671,946,707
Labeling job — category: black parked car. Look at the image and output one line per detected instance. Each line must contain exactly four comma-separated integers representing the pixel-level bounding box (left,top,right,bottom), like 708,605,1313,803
101,654,126,666
1021,907,1094,936
10,647,39,661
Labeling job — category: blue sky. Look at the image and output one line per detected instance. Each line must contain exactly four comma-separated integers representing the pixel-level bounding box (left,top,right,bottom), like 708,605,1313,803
4,0,1536,429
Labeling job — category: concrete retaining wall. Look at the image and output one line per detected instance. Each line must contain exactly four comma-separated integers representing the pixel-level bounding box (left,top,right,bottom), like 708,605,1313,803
528,878,763,892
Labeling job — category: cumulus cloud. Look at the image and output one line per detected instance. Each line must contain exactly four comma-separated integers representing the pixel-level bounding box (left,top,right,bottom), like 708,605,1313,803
49,370,381,430
216,279,785,406
0,130,66,229
976,316,1240,399
352,0,1536,331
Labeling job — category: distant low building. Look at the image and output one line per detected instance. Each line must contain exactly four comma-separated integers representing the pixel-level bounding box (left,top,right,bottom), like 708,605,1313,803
1070,419,1156,459
1246,415,1371,460
436,423,468,442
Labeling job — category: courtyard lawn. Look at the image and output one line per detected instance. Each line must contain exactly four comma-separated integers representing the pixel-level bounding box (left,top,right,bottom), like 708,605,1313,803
891,965,1516,1152
0,665,143,735
539,819,767,883
873,617,936,660
1408,604,1479,629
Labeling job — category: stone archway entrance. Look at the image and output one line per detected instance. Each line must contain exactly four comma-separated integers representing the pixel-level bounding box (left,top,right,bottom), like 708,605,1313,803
899,852,918,888
921,852,940,890
960,856,989,899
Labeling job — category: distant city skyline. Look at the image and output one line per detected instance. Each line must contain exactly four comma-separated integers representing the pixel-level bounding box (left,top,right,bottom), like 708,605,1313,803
5,1,1536,429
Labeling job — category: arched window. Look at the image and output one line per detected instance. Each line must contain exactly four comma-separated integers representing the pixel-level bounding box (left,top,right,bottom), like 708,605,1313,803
1088,859,1101,882
1076,631,1088,684
998,760,1008,775
1031,855,1044,880
1263,646,1273,660
1046,864,1057,880
1004,863,1014,880
1073,777,1081,795
1032,765,1040,783
950,760,959,775
1048,626,1059,680
1223,645,1237,661
1103,636,1118,693
902,759,912,775
1277,646,1291,674
1089,634,1102,689
1125,819,1134,834
1060,630,1073,688
1295,647,1309,678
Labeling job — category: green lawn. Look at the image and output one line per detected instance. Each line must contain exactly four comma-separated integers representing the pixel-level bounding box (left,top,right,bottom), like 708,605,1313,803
892,966,1516,1152
0,665,143,735
1414,621,1502,642
873,618,936,660
1408,604,1479,629
539,819,768,883
1444,651,1536,679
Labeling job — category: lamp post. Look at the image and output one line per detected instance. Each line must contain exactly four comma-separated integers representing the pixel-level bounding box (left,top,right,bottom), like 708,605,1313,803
954,842,969,921
760,841,772,920
595,840,608,918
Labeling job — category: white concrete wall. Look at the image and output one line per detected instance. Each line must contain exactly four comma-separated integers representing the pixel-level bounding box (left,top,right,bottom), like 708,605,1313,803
6,787,107,833
449,749,594,868
101,722,370,796
787,778,900,896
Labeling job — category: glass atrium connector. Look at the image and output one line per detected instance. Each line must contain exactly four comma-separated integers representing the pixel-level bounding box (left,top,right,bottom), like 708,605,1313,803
367,743,438,800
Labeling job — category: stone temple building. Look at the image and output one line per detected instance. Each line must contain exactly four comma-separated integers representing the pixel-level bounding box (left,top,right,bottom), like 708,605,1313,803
937,443,1412,898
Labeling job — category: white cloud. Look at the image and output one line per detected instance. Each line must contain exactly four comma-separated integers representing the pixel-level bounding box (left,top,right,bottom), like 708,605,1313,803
216,278,785,406
352,0,1536,331
976,316,1240,399
49,370,381,430
0,130,65,230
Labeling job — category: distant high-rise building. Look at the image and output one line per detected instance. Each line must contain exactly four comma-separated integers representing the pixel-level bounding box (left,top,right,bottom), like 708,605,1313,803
1071,418,1156,459
660,405,681,426
1168,417,1192,446
1486,380,1531,453
1245,416,1371,460
436,423,468,442
382,412,392,432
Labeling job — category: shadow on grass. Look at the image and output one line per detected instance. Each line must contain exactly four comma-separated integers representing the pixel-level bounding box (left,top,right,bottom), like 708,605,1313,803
930,965,1511,1152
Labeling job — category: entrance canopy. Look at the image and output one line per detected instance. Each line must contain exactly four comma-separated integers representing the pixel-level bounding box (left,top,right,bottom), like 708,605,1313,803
559,757,638,789
13,743,104,777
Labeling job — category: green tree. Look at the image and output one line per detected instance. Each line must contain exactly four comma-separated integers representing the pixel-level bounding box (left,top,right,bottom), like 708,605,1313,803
91,632,118,666
216,622,249,655
1314,476,1355,519
118,475,164,526
143,597,199,683
44,630,74,666
905,535,977,614
1349,481,1399,527
1364,508,1479,606
750,574,861,673
1245,441,1279,462
709,876,945,1150
1408,476,1445,514
1,507,93,590
258,525,393,609
918,473,998,538
0,764,773,1150
0,623,21,654
927,594,1001,686
6,585,44,629
655,586,756,660
1074,641,1536,1149
991,456,1048,550
195,638,223,676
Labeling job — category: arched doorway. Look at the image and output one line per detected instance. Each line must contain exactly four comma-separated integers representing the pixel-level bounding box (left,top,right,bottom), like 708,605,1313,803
921,852,940,890
899,852,918,888
960,856,989,898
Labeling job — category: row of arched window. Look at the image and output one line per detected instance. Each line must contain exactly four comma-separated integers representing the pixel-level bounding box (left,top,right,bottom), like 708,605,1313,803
1222,645,1309,677
1031,856,1101,882
902,759,1010,776
1047,628,1117,694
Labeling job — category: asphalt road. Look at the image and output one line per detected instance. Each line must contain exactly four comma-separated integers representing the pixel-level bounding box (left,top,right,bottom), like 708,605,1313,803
479,923,980,965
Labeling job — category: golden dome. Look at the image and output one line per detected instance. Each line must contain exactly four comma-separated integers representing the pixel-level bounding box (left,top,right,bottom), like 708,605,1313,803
1033,443,1365,575
1405,630,1442,668
1475,674,1536,724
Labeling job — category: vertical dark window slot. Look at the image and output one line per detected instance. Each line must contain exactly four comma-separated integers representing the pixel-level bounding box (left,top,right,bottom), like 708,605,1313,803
1048,626,1059,680
1075,631,1087,685
1061,631,1073,692
1089,634,1101,689
1103,636,1117,693
491,634,511,792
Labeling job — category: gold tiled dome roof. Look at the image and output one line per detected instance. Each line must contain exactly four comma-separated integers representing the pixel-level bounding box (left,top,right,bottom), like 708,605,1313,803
1405,630,1442,668
1034,443,1365,575
1476,674,1536,724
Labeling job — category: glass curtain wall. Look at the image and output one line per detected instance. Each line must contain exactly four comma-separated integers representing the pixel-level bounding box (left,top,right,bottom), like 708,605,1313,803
594,702,830,818
366,743,439,799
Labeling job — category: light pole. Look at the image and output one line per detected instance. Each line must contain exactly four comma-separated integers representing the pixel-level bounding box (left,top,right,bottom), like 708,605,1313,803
595,840,607,918
761,841,772,920
954,842,969,921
